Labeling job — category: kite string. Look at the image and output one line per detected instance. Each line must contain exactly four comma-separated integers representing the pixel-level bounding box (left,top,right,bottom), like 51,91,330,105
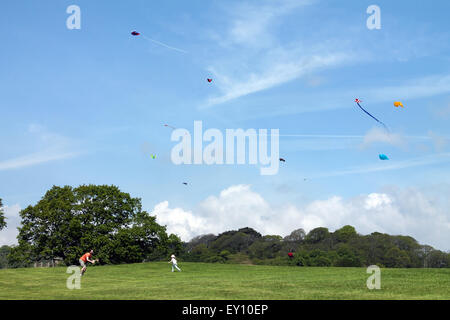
142,35,187,54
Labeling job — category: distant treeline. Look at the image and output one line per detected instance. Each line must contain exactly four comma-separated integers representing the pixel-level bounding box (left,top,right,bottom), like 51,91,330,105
1,186,449,269
178,226,450,268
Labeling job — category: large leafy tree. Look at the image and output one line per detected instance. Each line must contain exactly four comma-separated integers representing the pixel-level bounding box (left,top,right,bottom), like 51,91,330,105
0,198,6,231
11,185,180,265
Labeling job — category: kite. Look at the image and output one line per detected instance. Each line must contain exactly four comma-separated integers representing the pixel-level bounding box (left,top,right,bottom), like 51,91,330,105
182,182,188,185
131,31,140,36
207,78,213,83
355,99,388,130
394,101,404,108
279,158,286,162
379,154,389,160
150,154,156,159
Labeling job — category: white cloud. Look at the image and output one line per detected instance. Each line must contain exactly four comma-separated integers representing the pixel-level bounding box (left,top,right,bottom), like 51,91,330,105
153,201,209,241
152,184,450,251
0,204,21,246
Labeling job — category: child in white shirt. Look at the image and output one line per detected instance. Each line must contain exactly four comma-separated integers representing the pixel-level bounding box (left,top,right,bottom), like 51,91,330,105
169,254,181,272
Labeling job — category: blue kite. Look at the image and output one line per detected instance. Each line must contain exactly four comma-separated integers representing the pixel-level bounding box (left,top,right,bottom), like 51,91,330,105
379,154,389,160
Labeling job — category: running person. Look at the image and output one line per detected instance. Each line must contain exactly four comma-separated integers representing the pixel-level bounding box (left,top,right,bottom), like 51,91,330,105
79,250,95,276
169,254,181,272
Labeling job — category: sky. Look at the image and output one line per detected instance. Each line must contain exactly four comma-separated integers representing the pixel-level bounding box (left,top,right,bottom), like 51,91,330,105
0,0,449,251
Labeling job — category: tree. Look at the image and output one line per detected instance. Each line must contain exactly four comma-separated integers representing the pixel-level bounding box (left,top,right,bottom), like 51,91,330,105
284,228,306,242
211,231,255,254
427,250,449,268
189,244,215,262
307,250,332,267
334,225,357,243
186,234,217,252
334,245,362,267
13,184,179,266
237,227,262,239
0,245,11,268
385,247,411,268
293,250,309,266
248,236,282,260
7,242,33,268
0,198,6,231
263,235,283,241
305,227,330,244
417,245,434,268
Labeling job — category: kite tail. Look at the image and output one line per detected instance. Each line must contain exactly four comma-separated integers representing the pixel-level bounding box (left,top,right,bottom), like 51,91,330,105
356,102,389,131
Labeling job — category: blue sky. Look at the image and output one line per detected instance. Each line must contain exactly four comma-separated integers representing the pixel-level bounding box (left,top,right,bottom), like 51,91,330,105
1,0,449,250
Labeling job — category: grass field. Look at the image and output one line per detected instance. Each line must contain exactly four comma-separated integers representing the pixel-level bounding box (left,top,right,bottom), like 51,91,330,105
0,262,449,299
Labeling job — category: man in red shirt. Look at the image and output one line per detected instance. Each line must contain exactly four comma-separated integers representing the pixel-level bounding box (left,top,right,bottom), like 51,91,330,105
79,250,95,276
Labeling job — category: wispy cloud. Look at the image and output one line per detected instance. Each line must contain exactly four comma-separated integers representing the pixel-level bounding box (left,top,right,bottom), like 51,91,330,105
202,0,355,108
0,151,80,171
0,125,82,171
223,0,315,48
314,152,450,178
279,131,434,152
201,0,450,114
205,52,353,107
227,73,450,119
364,74,450,103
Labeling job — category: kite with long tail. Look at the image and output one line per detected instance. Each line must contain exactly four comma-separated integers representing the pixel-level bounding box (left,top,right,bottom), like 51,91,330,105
354,99,388,130
131,31,187,54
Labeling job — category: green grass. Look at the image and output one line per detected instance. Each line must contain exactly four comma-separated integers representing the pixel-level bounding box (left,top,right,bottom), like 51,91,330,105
0,262,449,299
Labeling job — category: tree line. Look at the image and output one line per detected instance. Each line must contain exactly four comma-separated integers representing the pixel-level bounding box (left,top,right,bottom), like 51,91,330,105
179,226,450,268
0,187,449,269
